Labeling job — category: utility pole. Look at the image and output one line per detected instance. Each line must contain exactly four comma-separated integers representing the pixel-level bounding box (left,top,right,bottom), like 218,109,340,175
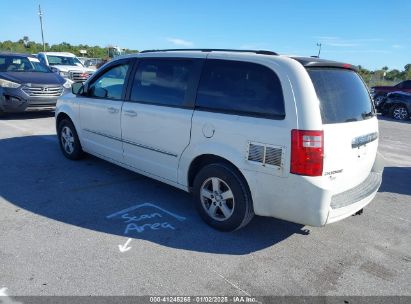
38,5,45,51
316,43,322,58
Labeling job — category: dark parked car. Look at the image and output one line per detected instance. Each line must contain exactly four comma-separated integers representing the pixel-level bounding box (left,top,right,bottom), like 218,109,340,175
370,80,411,106
0,53,70,114
377,91,411,120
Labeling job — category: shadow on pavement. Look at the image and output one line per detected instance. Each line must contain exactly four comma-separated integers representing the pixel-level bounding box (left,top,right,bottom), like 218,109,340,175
0,110,55,120
377,115,411,124
0,135,308,255
379,166,411,196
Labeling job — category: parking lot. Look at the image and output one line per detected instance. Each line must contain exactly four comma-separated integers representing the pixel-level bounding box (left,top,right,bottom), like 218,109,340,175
0,112,410,296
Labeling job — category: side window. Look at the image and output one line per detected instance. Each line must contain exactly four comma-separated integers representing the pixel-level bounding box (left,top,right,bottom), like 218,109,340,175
130,59,193,107
88,63,130,100
38,55,46,65
196,60,285,118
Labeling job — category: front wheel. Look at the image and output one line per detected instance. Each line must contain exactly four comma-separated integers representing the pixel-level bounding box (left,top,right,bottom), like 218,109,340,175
57,119,84,160
193,163,254,231
390,105,409,120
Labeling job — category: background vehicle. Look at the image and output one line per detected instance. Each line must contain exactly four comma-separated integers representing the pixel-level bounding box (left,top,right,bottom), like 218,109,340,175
83,58,104,70
371,80,411,106
378,91,411,120
107,46,125,59
0,53,68,113
37,52,95,83
55,49,383,231
92,47,127,69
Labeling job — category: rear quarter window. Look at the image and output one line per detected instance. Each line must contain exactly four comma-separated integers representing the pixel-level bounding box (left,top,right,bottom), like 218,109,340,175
196,59,285,119
308,68,373,124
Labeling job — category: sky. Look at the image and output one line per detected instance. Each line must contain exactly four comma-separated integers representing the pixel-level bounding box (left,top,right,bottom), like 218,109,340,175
1,0,410,70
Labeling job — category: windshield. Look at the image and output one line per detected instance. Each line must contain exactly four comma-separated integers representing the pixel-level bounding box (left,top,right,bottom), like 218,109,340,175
0,55,51,73
46,55,84,67
308,68,374,124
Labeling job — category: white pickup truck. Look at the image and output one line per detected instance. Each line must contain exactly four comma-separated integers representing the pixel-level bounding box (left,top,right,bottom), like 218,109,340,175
37,52,96,84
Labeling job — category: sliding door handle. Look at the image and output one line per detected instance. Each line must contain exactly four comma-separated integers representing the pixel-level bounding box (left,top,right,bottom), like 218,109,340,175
123,110,138,117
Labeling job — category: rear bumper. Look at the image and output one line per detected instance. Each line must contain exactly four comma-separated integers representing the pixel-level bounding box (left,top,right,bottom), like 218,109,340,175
326,152,384,223
244,152,385,227
326,171,382,224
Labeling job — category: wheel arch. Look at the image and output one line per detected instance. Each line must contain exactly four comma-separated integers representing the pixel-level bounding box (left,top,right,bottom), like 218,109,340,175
55,104,83,147
56,112,72,130
187,154,251,194
55,102,80,133
390,102,409,111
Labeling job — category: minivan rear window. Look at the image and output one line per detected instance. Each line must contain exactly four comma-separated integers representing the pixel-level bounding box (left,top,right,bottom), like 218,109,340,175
308,68,374,124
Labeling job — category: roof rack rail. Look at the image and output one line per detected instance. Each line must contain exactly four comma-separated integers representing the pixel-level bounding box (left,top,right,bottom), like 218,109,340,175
140,49,278,55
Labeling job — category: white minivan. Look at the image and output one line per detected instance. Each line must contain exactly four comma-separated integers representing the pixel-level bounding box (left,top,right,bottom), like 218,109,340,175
55,49,384,231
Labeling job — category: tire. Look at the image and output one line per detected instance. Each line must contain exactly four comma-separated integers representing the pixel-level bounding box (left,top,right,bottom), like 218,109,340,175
57,118,84,160
390,105,409,120
192,163,254,231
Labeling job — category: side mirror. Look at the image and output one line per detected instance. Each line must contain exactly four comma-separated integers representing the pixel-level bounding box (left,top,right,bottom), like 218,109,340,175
93,87,108,98
71,82,84,95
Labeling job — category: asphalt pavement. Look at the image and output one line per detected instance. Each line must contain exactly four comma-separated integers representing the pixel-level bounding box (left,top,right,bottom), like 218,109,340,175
0,112,410,296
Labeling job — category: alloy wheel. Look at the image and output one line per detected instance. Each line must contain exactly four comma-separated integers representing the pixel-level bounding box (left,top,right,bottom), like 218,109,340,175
200,177,235,221
393,107,409,120
61,126,75,154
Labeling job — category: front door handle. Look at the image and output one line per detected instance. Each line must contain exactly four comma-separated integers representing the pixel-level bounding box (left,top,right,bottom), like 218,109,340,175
107,107,119,114
123,110,138,117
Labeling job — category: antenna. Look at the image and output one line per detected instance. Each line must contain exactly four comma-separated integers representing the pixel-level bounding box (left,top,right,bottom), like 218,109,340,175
38,5,45,51
316,43,322,58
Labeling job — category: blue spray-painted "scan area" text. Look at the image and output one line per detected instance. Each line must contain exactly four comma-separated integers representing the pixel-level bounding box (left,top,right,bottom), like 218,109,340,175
106,203,186,235
121,212,175,234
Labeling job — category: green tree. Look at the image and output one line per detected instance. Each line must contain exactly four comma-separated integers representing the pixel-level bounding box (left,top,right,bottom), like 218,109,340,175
385,69,401,81
404,64,411,80
1,39,139,57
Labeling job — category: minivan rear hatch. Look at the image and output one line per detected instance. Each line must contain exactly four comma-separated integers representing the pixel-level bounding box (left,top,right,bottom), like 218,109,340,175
307,67,378,194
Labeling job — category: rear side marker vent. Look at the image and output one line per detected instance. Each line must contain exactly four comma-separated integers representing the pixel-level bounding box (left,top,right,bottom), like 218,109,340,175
265,146,282,166
248,144,265,163
247,142,283,168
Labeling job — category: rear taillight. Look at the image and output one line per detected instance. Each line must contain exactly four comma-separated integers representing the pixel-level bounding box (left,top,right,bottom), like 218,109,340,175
290,129,324,176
